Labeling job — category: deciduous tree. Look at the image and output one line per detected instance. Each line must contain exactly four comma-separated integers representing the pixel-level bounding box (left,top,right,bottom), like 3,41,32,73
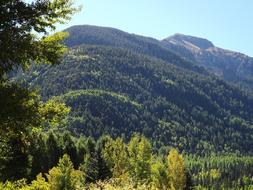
167,148,186,190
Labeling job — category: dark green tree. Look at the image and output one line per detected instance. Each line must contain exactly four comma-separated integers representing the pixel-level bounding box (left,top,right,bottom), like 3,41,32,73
79,137,99,183
46,132,62,170
76,135,87,167
29,133,49,179
95,136,112,180
62,131,78,169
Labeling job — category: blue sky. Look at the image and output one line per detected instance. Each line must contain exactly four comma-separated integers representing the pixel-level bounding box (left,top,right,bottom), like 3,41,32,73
57,0,253,56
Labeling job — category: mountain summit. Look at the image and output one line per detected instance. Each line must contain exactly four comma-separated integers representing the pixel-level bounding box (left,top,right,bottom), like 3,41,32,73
165,33,214,50
162,34,253,90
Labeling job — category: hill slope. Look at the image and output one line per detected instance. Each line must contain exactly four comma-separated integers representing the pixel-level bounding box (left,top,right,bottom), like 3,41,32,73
64,25,253,91
162,33,253,90
63,25,207,75
25,44,253,155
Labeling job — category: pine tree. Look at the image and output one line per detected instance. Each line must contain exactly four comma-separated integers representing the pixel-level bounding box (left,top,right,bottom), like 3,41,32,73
79,137,99,183
76,136,87,166
29,133,48,179
62,132,78,169
47,132,62,170
95,136,112,180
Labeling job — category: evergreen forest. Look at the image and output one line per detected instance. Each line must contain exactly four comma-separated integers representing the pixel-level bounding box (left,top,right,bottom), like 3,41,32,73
1,1,253,189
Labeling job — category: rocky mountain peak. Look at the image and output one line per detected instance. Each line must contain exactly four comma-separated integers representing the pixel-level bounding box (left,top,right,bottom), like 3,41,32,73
165,33,214,50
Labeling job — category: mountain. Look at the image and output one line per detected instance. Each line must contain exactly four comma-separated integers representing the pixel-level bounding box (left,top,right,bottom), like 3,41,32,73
162,33,253,90
64,26,253,92
21,26,253,155
19,25,253,155
63,25,207,75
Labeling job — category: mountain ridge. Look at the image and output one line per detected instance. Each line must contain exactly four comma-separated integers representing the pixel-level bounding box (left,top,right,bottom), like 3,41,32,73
63,25,208,75
162,33,253,90
15,24,253,155
23,43,253,154
63,25,253,91
164,33,215,50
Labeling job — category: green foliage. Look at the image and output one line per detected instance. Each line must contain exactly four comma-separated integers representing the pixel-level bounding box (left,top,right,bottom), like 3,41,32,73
0,0,77,182
0,0,80,77
25,174,49,190
0,83,41,135
29,134,49,180
128,135,152,182
79,138,98,183
1,132,253,189
79,137,112,183
46,132,62,170
151,160,168,189
103,137,129,178
167,149,186,190
0,84,38,180
25,45,253,155
0,179,27,190
47,154,83,190
39,99,70,128
185,154,253,189
62,132,78,168
0,88,70,181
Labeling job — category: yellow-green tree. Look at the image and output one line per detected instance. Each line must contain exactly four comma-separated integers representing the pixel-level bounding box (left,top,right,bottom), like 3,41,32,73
23,174,50,190
151,160,168,190
103,137,129,178
167,148,186,190
47,154,83,190
128,135,152,182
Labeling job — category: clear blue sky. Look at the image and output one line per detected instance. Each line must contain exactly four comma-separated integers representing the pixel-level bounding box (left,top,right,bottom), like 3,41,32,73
57,0,253,56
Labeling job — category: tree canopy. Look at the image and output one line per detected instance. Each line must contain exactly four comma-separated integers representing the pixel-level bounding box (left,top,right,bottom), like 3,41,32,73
0,0,79,180
0,0,79,78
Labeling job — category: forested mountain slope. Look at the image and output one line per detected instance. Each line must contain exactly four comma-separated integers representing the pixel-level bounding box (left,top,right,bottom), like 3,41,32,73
64,25,253,92
3,0,253,188
63,25,207,74
163,33,253,90
24,45,253,155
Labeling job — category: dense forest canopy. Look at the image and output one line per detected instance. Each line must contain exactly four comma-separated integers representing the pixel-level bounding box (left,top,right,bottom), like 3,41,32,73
64,25,253,92
22,45,253,155
1,1,253,189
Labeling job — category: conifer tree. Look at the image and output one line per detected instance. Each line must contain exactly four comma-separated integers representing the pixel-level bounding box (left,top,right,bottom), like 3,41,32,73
47,132,62,170
79,137,99,183
29,133,48,179
62,132,78,168
95,136,112,180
